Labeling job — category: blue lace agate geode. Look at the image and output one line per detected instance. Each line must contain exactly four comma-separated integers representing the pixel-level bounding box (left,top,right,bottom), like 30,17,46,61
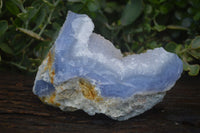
33,11,183,120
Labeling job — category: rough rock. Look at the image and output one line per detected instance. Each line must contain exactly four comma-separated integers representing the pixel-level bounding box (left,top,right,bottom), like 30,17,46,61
33,11,183,121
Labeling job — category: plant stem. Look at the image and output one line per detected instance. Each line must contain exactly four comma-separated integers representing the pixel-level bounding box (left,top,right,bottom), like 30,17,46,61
0,0,3,14
166,25,189,31
178,48,188,54
2,61,37,72
16,0,61,55
39,0,61,36
39,9,54,36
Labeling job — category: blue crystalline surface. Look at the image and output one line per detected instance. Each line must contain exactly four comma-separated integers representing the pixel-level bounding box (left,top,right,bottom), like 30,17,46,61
100,56,183,98
53,12,91,84
44,11,183,99
34,80,55,97
53,12,77,83
53,12,117,85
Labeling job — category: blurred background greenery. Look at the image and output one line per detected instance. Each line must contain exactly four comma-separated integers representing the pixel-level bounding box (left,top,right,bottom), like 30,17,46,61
0,0,200,75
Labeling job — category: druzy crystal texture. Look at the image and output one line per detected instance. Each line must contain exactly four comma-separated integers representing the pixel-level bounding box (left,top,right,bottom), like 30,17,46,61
33,11,183,121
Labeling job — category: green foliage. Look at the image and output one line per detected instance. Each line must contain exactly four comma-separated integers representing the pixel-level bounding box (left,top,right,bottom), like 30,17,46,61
191,36,200,49
0,0,200,76
0,20,8,36
120,0,143,26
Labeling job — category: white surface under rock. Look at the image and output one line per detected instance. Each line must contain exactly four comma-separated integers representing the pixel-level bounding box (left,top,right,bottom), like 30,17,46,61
33,11,183,121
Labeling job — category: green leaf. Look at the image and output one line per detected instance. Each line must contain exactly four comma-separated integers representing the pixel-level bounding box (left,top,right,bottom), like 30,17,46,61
27,7,38,20
148,0,166,4
0,20,8,36
17,27,44,41
5,0,20,15
194,12,200,21
0,43,14,55
17,7,38,22
17,12,28,22
42,0,54,8
183,61,200,76
104,2,119,13
137,46,144,53
165,42,177,53
10,0,22,7
68,0,82,2
145,4,152,14
159,4,168,14
188,50,200,59
147,41,158,49
153,24,166,32
144,23,151,32
188,64,200,76
12,18,22,27
183,61,188,71
87,1,100,12
28,58,41,65
10,0,26,13
175,44,183,53
33,41,51,59
32,0,44,8
191,36,200,49
33,7,46,31
120,0,143,26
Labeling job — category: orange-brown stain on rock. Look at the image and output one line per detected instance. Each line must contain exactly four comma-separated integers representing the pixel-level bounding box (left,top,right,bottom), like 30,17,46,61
60,87,64,91
79,78,103,102
50,70,55,84
40,92,60,107
44,49,55,84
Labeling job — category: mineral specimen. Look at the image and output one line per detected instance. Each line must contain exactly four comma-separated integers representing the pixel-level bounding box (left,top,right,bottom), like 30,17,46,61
33,11,183,121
